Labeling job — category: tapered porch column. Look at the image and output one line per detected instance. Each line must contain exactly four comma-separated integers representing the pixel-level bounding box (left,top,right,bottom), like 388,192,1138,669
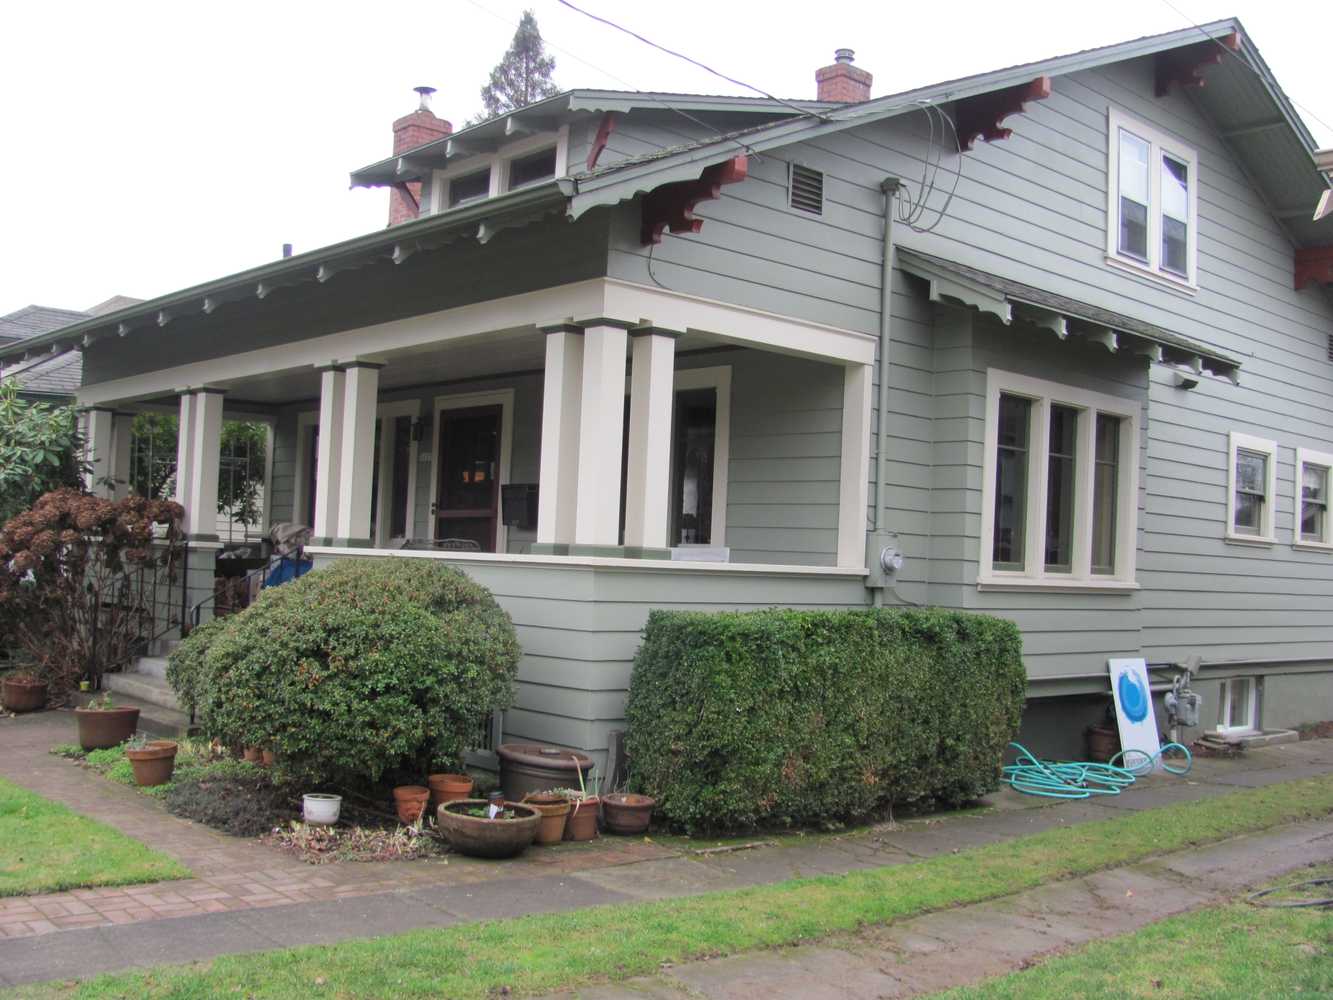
837,363,874,568
83,407,115,497
311,366,346,544
573,321,631,551
334,361,382,545
535,325,584,550
175,388,225,540
623,327,678,553
110,414,134,499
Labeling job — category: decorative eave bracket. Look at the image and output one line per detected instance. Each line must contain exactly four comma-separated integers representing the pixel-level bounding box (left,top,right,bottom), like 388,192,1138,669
1295,247,1333,291
955,77,1051,151
1155,31,1240,98
640,155,748,245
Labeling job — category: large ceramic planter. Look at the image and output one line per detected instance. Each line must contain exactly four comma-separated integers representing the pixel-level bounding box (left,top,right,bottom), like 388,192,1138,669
428,772,474,809
1,678,48,713
437,799,540,858
126,741,178,787
497,743,595,801
393,785,431,824
523,793,572,845
303,793,342,826
75,707,140,750
563,796,600,842
602,793,656,835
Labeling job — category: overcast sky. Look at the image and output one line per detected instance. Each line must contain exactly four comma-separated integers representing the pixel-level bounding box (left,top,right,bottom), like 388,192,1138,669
1,0,1328,318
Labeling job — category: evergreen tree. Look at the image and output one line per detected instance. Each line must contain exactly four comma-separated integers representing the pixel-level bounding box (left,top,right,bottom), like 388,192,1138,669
476,10,559,121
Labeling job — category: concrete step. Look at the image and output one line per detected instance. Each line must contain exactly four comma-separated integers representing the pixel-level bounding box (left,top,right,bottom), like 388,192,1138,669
135,656,169,680
145,636,182,658
104,672,181,712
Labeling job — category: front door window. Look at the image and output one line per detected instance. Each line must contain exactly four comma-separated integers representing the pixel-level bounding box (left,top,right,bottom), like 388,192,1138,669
435,405,501,552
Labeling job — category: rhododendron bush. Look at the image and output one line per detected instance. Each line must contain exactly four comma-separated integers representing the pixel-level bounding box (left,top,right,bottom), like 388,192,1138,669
0,489,183,700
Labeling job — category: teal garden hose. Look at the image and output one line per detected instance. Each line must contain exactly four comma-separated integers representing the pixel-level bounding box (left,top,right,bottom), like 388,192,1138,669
1001,741,1192,799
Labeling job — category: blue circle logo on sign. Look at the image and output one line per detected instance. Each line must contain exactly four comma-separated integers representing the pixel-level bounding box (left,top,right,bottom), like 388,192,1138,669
1118,671,1149,723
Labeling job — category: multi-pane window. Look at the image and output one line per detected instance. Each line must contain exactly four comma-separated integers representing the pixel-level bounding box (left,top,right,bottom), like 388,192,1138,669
982,371,1139,587
1107,110,1198,285
1226,433,1277,543
1295,448,1333,548
507,147,557,189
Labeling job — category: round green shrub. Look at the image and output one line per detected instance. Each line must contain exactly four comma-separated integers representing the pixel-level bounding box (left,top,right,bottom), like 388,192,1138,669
625,607,1026,834
196,558,520,787
167,616,231,715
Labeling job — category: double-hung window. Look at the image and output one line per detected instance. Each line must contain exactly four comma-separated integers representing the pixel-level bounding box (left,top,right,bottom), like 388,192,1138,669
1294,448,1333,548
1226,433,1277,544
981,370,1140,588
1107,109,1198,287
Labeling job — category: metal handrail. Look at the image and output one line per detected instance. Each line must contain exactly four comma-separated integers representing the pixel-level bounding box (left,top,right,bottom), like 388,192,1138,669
185,550,287,632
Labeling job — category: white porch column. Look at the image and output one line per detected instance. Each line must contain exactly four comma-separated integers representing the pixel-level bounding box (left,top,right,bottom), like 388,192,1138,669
573,322,630,549
110,414,134,499
837,363,874,568
334,361,381,544
312,366,346,543
83,407,115,497
178,388,225,539
173,392,197,512
536,325,584,548
623,328,678,551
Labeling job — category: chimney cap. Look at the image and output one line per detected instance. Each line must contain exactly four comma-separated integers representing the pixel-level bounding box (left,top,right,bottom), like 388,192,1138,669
834,48,855,64
413,85,437,110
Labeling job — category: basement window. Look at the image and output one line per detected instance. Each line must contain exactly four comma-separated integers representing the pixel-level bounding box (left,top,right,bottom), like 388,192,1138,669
789,163,824,215
1214,677,1258,735
447,168,492,208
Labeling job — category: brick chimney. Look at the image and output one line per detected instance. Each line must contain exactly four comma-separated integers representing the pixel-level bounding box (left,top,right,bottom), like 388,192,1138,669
389,86,452,226
816,49,872,103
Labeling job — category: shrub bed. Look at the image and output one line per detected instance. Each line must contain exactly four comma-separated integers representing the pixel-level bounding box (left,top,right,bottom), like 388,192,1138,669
625,607,1026,833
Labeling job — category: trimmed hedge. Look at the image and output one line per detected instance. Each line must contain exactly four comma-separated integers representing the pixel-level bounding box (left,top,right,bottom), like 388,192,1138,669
625,607,1026,833
185,559,520,786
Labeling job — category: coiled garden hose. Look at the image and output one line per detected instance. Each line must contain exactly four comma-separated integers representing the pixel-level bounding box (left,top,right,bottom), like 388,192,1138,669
1001,741,1192,799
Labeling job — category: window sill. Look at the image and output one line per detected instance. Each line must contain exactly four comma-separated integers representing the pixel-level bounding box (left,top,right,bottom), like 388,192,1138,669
1293,540,1333,552
977,575,1139,594
1224,533,1277,547
1103,254,1198,296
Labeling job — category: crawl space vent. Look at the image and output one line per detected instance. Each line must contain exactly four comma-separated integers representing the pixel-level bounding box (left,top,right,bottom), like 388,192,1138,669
789,164,824,215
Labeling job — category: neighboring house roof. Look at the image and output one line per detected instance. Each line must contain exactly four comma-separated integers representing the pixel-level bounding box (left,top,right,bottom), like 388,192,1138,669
0,305,90,347
0,298,142,398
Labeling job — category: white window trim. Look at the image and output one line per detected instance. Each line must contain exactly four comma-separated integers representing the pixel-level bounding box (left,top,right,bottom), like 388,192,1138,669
1293,446,1333,550
429,389,515,554
430,126,569,214
1213,676,1258,735
1226,431,1278,545
1105,108,1199,291
979,369,1140,591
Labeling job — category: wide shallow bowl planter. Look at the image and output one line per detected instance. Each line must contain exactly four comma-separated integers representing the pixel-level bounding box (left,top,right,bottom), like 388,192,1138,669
563,796,600,842
523,793,572,845
428,772,474,809
393,785,431,824
1,678,48,713
437,799,541,858
303,793,342,826
497,743,595,801
75,707,140,750
126,741,178,787
602,793,656,835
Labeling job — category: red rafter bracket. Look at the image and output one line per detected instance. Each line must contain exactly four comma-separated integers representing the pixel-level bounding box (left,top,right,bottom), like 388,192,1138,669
1155,31,1241,98
1295,247,1333,291
955,77,1051,151
587,113,618,171
640,155,748,245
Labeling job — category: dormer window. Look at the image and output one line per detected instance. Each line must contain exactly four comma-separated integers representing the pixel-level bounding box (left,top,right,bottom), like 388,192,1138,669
508,147,557,190
431,128,569,215
448,168,491,208
1106,109,1198,288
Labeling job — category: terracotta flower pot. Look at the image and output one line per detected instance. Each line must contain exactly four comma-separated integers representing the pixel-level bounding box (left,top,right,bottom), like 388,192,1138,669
428,772,474,809
261,749,276,767
393,785,431,824
437,799,540,858
523,792,572,845
75,707,140,750
602,793,656,835
1086,724,1121,764
126,741,178,787
1,678,48,713
563,796,600,842
243,747,263,763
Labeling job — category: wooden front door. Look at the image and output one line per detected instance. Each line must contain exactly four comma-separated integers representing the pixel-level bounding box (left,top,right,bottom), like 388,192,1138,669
433,405,502,552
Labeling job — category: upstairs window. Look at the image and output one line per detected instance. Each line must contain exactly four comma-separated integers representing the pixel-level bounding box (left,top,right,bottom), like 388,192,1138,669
1107,110,1198,286
1226,432,1277,544
1295,448,1333,548
447,168,491,208
507,147,557,190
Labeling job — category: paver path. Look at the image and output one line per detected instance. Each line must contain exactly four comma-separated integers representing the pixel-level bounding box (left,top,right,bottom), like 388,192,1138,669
2,706,1332,988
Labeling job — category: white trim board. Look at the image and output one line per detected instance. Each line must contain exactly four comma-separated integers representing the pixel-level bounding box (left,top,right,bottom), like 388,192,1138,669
428,389,516,554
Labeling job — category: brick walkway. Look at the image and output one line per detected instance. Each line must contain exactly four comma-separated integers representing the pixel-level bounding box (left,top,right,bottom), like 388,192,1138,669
0,709,670,940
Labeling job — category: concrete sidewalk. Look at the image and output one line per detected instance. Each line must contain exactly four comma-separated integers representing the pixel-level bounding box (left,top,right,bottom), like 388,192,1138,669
1,705,1331,988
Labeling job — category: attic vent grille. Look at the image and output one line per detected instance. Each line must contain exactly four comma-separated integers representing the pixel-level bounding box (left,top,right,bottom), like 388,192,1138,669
790,164,824,215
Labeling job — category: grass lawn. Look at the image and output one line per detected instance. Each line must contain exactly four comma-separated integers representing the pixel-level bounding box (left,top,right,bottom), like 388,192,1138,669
0,777,188,898
935,864,1333,999
6,772,1333,999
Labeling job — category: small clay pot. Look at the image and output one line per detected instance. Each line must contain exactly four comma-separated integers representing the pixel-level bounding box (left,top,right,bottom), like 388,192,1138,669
2,677,48,713
602,793,656,835
75,706,140,750
428,772,474,809
563,796,600,842
393,785,431,824
523,792,572,845
243,747,263,764
126,740,178,787
261,749,276,767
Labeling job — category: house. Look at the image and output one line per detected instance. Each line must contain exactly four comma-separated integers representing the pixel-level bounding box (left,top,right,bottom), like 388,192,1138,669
0,298,141,402
5,19,1332,762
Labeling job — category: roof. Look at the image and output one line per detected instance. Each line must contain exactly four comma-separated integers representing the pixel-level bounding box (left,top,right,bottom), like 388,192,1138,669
0,296,144,397
0,305,90,347
897,249,1240,382
7,350,84,397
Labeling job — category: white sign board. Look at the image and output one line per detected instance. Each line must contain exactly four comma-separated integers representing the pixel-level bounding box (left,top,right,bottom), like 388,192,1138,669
1108,657,1161,771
